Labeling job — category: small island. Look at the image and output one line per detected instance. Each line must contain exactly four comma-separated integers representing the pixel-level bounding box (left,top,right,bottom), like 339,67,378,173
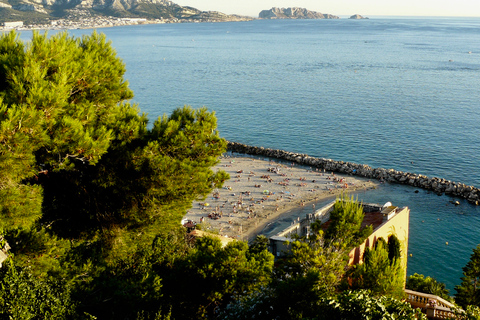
259,7,339,19
349,14,369,19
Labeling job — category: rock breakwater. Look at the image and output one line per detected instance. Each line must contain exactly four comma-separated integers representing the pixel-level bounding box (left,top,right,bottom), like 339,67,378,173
227,141,480,205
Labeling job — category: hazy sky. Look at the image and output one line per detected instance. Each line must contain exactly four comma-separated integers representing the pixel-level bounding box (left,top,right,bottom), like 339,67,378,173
173,0,480,18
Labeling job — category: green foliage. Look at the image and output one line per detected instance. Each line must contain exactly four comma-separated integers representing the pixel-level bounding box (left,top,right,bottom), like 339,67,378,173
277,237,347,296
459,305,480,320
249,235,269,255
406,273,450,301
324,192,372,250
0,31,228,267
164,236,274,319
0,30,135,232
264,194,380,317
220,289,427,320
0,35,47,230
348,239,405,299
0,31,234,318
1,31,132,169
5,226,71,277
131,2,180,19
59,230,187,319
0,259,76,319
0,184,43,231
65,231,273,319
375,237,387,250
71,245,165,319
0,8,50,25
388,234,402,263
317,290,427,320
455,244,480,308
270,227,349,317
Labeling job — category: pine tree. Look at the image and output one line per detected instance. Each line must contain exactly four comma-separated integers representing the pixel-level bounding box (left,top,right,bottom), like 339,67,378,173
388,234,402,263
455,244,480,308
406,273,450,300
324,192,372,250
349,239,405,299
0,30,228,264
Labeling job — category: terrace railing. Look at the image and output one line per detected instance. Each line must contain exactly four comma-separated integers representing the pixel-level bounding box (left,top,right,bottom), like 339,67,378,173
404,289,459,319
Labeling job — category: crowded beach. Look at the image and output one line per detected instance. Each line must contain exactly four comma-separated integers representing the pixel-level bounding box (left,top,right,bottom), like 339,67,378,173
183,154,378,241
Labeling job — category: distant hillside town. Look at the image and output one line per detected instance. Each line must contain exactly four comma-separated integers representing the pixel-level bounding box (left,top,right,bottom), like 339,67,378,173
0,0,252,29
0,1,369,31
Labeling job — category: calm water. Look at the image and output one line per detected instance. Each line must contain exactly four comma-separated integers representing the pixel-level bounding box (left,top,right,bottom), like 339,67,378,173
23,17,480,292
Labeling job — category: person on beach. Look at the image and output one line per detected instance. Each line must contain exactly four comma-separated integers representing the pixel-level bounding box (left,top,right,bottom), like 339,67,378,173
184,156,377,240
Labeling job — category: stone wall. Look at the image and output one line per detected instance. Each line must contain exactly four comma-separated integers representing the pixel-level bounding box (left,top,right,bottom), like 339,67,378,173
227,141,480,205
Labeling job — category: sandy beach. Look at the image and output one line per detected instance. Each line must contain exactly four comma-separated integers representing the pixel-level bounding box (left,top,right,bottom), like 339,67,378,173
184,154,378,242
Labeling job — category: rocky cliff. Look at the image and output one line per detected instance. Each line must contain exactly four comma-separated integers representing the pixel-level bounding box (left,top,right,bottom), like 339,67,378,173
0,0,251,24
259,7,339,19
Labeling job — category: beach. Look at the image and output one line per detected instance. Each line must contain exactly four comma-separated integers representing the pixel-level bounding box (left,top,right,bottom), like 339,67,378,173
184,154,378,241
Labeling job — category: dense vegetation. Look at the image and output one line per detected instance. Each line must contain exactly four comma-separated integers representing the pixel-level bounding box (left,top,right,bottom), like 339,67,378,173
0,8,50,24
406,273,451,301
348,235,405,299
0,30,479,319
455,244,480,308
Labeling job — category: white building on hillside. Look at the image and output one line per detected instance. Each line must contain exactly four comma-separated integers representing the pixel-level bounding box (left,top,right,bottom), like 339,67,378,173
3,21,23,28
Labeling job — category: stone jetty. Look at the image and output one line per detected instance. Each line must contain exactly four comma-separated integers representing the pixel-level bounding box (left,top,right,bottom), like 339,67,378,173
227,141,480,205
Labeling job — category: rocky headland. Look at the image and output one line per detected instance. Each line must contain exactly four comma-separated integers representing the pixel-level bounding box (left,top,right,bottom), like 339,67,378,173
227,141,480,205
259,7,339,19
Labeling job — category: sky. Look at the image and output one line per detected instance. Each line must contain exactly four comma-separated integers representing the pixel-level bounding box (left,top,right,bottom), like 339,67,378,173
173,0,480,18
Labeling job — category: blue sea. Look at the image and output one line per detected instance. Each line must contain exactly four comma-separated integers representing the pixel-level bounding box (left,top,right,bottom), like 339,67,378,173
23,17,480,292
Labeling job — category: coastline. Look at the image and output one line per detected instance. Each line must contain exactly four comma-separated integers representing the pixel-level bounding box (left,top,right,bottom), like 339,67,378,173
1,16,254,32
184,154,378,241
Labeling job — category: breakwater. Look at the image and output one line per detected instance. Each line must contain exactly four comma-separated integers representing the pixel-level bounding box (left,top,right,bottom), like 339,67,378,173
227,141,480,205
